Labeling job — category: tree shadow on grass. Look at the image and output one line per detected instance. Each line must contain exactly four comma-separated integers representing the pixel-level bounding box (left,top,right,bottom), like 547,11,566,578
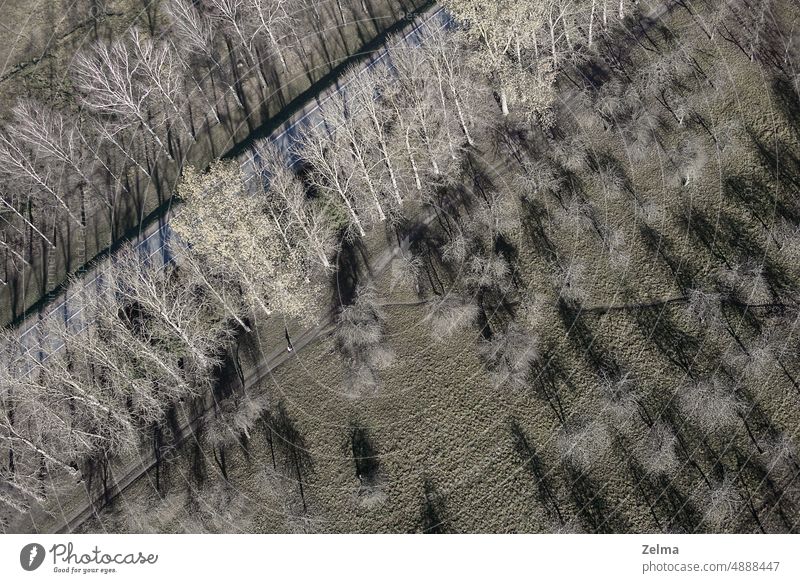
565,463,626,533
509,420,564,525
258,403,314,512
557,298,620,379
417,478,451,533
332,235,367,310
632,303,699,378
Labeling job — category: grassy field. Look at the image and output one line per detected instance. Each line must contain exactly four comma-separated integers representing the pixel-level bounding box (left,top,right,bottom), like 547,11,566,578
25,0,800,534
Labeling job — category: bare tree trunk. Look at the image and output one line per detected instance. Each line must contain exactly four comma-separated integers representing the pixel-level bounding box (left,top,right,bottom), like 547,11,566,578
267,28,288,71
0,199,54,248
405,127,422,191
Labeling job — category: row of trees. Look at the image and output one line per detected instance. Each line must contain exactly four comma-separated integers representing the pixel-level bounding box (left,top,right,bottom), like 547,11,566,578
0,246,233,515
0,0,390,314
174,23,490,320
0,18,494,519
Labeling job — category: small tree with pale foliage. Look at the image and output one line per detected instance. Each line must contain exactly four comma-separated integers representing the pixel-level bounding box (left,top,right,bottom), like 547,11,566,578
479,321,539,390
557,418,612,473
173,160,325,322
426,295,479,341
335,286,394,396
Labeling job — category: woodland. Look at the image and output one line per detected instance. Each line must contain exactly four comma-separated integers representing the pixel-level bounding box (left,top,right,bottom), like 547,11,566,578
2,0,800,534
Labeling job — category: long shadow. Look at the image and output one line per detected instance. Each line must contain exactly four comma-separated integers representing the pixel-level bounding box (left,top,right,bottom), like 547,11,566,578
521,198,559,265
509,420,564,525
347,420,381,486
772,76,800,141
397,218,449,297
332,235,365,310
676,208,732,269
734,445,798,533
417,478,451,533
638,222,697,293
653,473,701,533
258,402,314,512
750,133,800,192
557,298,620,379
495,234,521,289
617,431,700,533
632,303,698,377
565,463,626,533
723,174,800,228
718,211,795,301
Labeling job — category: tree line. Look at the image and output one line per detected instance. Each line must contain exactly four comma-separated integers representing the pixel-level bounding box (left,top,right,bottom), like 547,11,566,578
0,17,491,521
0,0,411,318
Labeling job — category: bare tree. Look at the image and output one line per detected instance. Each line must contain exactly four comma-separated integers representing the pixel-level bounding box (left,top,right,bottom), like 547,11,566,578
389,252,423,294
331,90,396,224
0,129,83,227
165,0,216,58
555,259,588,304
170,239,251,333
128,29,189,141
295,111,366,237
464,250,513,295
347,63,406,205
479,321,539,389
597,371,641,429
244,0,296,71
471,179,523,238
388,39,462,184
422,26,480,143
0,184,55,248
672,135,709,187
109,249,233,386
5,101,107,213
206,0,268,88
251,138,338,270
163,0,231,119
516,156,563,200
335,285,394,396
713,260,771,304
72,39,173,159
